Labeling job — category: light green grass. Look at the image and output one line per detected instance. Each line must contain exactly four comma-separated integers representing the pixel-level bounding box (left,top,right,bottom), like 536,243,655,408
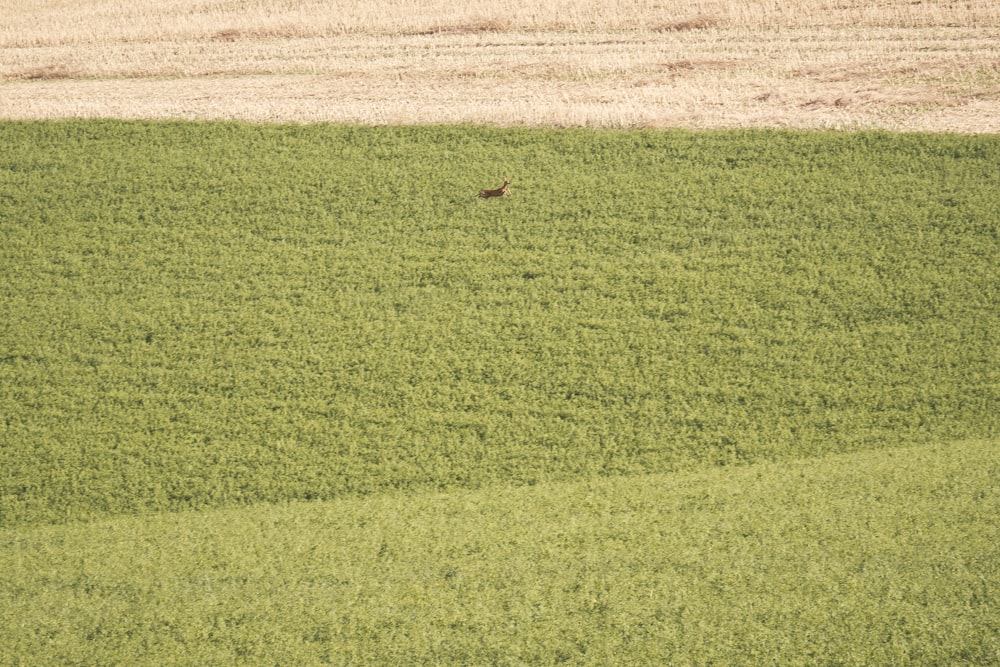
2,439,998,665
1,121,997,526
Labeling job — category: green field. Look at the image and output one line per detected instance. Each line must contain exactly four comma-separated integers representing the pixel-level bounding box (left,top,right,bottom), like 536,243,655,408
1,120,998,663
3,440,997,665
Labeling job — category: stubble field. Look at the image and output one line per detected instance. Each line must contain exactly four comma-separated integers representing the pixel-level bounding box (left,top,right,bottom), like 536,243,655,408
2,0,999,131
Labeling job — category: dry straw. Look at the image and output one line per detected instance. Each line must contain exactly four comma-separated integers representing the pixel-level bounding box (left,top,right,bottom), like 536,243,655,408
2,0,998,131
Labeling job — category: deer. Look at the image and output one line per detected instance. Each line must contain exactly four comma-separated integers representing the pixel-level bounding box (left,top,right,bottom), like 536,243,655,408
476,178,510,199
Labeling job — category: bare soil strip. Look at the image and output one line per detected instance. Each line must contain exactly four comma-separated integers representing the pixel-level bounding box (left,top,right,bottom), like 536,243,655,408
2,1,998,131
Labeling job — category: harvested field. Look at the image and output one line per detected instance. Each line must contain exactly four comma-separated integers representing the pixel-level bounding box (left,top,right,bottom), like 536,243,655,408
2,0,999,131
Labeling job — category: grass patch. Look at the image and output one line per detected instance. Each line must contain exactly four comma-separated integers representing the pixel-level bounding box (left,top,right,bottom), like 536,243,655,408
1,120,998,526
1,439,997,664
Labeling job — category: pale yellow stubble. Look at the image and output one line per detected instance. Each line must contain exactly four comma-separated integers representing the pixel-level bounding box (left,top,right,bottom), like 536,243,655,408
1,0,998,132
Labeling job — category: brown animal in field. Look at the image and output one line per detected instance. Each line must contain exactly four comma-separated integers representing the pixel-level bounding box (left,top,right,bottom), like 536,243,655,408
476,178,510,199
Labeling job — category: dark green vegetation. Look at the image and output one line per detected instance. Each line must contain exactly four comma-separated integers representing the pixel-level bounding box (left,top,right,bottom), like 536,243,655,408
1,121,997,526
1,121,998,664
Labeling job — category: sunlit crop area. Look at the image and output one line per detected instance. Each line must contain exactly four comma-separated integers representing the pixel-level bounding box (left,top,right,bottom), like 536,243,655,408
3,439,997,664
